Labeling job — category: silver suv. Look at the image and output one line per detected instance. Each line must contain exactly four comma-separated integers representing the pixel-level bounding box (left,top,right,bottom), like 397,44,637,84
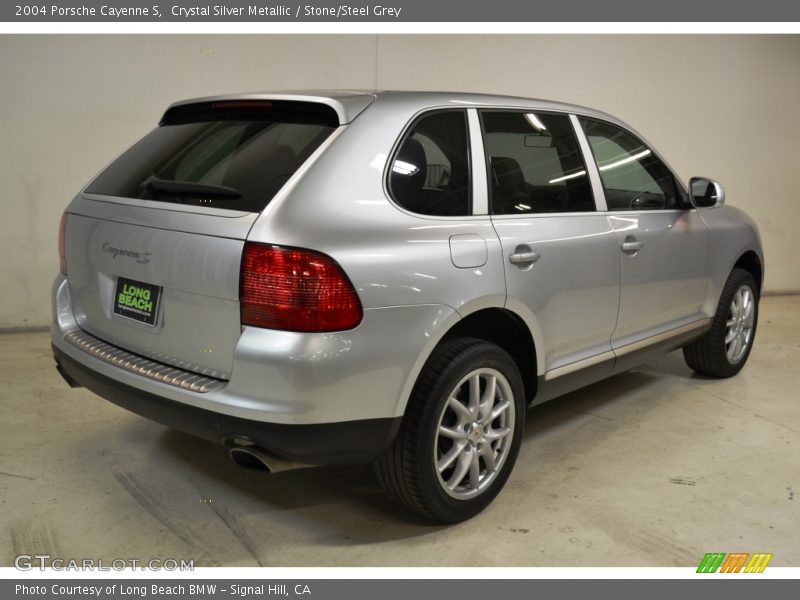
52,91,763,522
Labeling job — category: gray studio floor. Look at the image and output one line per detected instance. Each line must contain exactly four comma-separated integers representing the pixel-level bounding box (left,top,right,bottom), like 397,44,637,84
1,296,798,567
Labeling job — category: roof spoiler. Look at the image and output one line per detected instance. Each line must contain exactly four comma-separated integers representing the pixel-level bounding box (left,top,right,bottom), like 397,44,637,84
162,92,376,126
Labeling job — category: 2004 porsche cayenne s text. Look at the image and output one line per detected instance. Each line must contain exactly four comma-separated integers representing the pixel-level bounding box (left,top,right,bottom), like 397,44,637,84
52,91,763,522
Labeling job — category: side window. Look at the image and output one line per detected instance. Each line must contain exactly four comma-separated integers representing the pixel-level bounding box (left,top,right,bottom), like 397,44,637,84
579,118,682,211
388,110,470,217
481,111,594,215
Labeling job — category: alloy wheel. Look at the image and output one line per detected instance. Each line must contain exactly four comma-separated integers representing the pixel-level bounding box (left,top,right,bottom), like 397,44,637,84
434,368,516,500
725,284,755,364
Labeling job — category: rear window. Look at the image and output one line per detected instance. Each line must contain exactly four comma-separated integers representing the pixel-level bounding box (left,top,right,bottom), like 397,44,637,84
85,100,337,212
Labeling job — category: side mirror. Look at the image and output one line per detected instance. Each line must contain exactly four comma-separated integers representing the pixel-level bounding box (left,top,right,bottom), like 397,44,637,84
689,177,725,208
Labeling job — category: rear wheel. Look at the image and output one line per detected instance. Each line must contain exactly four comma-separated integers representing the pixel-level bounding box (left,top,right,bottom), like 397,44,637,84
375,338,525,523
683,268,758,378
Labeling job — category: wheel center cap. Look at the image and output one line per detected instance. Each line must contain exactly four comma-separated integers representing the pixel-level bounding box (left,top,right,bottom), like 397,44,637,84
467,423,483,444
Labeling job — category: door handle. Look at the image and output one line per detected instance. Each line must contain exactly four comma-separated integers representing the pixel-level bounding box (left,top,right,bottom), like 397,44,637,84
509,251,541,265
621,240,644,253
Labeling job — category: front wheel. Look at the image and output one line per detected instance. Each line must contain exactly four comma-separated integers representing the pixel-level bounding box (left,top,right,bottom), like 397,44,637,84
374,338,525,523
683,268,759,378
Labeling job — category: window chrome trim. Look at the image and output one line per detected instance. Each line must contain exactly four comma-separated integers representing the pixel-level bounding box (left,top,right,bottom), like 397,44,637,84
489,208,694,221
490,211,610,221
382,107,474,220
467,108,489,215
604,208,694,215
570,113,608,212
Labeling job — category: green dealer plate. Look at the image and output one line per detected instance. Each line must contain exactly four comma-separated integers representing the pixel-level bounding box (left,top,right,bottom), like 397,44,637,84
113,276,162,326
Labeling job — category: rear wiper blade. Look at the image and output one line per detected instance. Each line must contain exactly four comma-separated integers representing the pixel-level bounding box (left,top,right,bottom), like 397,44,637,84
140,175,242,198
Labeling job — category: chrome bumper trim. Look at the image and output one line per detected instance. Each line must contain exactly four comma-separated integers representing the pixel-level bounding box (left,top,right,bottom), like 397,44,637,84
63,329,223,393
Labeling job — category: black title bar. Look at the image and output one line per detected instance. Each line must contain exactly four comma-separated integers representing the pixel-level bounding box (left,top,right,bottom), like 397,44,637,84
4,0,800,22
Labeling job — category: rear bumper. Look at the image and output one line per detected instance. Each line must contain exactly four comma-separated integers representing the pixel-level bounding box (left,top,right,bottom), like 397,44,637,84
53,344,400,465
52,274,455,426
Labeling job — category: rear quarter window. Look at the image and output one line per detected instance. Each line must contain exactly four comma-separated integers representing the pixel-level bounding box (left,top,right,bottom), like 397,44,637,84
387,110,471,217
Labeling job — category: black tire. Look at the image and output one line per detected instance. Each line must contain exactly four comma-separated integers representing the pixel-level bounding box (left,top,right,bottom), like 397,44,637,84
374,338,525,523
683,268,759,378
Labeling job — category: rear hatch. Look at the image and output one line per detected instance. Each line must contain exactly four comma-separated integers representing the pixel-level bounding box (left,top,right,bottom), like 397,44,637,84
62,98,348,379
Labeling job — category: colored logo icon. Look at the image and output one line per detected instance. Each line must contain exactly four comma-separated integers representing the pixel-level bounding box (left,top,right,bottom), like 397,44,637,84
697,553,773,573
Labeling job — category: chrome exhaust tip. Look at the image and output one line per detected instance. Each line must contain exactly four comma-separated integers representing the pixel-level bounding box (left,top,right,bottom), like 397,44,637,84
228,444,314,474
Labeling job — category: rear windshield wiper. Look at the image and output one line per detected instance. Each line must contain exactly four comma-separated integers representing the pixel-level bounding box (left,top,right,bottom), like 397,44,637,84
140,175,242,199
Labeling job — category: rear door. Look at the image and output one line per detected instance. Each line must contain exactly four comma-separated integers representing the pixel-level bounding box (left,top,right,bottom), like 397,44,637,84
482,110,621,378
63,100,340,379
577,117,710,350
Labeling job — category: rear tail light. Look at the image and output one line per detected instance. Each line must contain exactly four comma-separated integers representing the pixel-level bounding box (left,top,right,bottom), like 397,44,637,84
58,213,68,275
240,243,362,333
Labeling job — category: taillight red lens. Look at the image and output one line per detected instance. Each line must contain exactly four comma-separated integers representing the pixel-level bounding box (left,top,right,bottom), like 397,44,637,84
240,243,362,332
58,213,68,275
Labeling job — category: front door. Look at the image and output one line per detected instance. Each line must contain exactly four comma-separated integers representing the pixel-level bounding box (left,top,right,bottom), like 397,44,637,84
577,117,710,350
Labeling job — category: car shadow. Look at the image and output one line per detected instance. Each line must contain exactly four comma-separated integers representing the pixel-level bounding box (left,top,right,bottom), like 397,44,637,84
524,366,666,435
153,427,447,546
148,356,671,546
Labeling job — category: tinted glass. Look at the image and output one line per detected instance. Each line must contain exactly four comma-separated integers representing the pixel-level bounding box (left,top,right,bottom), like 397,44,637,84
579,118,682,211
481,111,594,214
86,106,335,213
388,110,471,216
